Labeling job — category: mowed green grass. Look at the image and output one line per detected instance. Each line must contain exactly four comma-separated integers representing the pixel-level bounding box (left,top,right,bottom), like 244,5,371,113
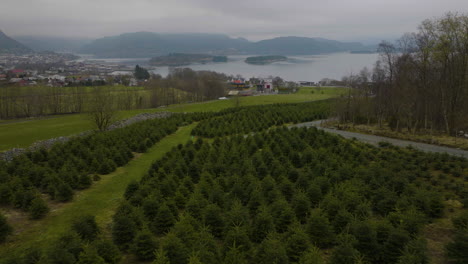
0,87,346,151
0,123,196,258
0,114,93,151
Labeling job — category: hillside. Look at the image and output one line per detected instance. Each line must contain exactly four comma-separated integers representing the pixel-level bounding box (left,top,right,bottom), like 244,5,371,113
81,32,373,58
80,32,249,58
14,36,92,52
0,30,32,54
248,36,367,55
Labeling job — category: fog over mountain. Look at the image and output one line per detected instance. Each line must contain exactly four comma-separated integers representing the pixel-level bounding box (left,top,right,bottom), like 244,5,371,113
0,30,32,54
1,0,467,42
14,36,92,53
78,32,373,58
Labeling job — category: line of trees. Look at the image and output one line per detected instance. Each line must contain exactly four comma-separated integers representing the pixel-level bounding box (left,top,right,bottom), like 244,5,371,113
337,12,468,135
0,68,229,119
144,68,228,108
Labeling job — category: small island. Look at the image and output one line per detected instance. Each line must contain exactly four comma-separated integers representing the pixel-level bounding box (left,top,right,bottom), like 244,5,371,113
245,55,288,65
149,53,227,66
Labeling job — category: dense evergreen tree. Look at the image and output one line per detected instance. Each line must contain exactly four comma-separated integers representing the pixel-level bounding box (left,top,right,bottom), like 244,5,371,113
382,228,411,264
93,239,121,264
329,243,360,264
46,232,83,264
191,227,221,264
224,226,252,252
152,202,176,235
446,231,468,264
152,248,170,264
350,220,378,260
251,206,275,243
306,209,335,248
132,230,157,261
254,235,290,264
71,215,100,241
299,247,324,264
28,196,49,220
76,246,105,264
286,227,311,263
134,65,150,80
160,232,190,264
224,245,248,264
397,237,429,264
0,213,12,243
56,183,74,202
112,214,137,249
202,204,225,238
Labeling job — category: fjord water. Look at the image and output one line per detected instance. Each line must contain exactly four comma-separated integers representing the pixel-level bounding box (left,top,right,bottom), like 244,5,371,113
181,53,379,82
83,52,379,82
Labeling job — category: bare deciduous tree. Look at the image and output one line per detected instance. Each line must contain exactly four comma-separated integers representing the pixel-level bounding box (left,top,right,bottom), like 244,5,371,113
88,87,117,131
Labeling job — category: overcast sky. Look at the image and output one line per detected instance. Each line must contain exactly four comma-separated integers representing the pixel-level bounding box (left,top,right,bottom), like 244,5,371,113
1,0,467,42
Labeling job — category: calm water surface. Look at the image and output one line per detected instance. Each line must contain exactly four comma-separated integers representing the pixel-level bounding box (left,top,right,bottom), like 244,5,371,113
78,53,379,82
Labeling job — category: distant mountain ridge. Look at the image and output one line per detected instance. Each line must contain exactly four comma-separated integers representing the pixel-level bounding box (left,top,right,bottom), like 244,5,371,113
80,32,250,58
80,32,374,58
247,36,367,55
0,30,33,54
14,36,92,52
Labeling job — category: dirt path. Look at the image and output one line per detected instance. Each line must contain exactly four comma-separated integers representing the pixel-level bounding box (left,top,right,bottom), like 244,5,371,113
294,120,468,158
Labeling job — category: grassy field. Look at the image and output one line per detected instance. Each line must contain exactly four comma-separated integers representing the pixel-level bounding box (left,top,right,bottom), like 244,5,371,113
0,87,346,151
0,123,196,258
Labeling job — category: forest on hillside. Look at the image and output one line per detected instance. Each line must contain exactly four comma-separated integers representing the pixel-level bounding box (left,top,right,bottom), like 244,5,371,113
336,13,468,136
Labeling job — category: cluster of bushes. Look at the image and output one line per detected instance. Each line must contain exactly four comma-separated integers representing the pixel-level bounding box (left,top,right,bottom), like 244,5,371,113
111,126,467,263
0,113,211,221
191,100,330,137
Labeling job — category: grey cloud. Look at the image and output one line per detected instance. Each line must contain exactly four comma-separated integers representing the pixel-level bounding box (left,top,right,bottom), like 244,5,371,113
1,0,467,41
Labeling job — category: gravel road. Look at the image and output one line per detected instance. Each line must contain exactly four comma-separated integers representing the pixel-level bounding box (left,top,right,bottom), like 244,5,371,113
294,120,468,158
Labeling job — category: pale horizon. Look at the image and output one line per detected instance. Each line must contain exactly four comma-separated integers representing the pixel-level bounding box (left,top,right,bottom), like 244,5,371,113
2,0,467,43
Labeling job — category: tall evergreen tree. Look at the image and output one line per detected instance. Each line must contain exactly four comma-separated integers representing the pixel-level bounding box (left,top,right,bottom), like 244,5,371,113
299,246,324,264
203,204,225,238
286,227,311,263
134,65,150,80
72,215,100,242
132,230,157,261
224,245,249,264
28,196,49,220
93,239,121,264
0,213,12,243
160,232,190,264
254,235,290,264
112,214,137,249
152,248,170,264
306,209,335,248
329,243,360,264
446,231,468,264
152,202,176,235
76,246,106,264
